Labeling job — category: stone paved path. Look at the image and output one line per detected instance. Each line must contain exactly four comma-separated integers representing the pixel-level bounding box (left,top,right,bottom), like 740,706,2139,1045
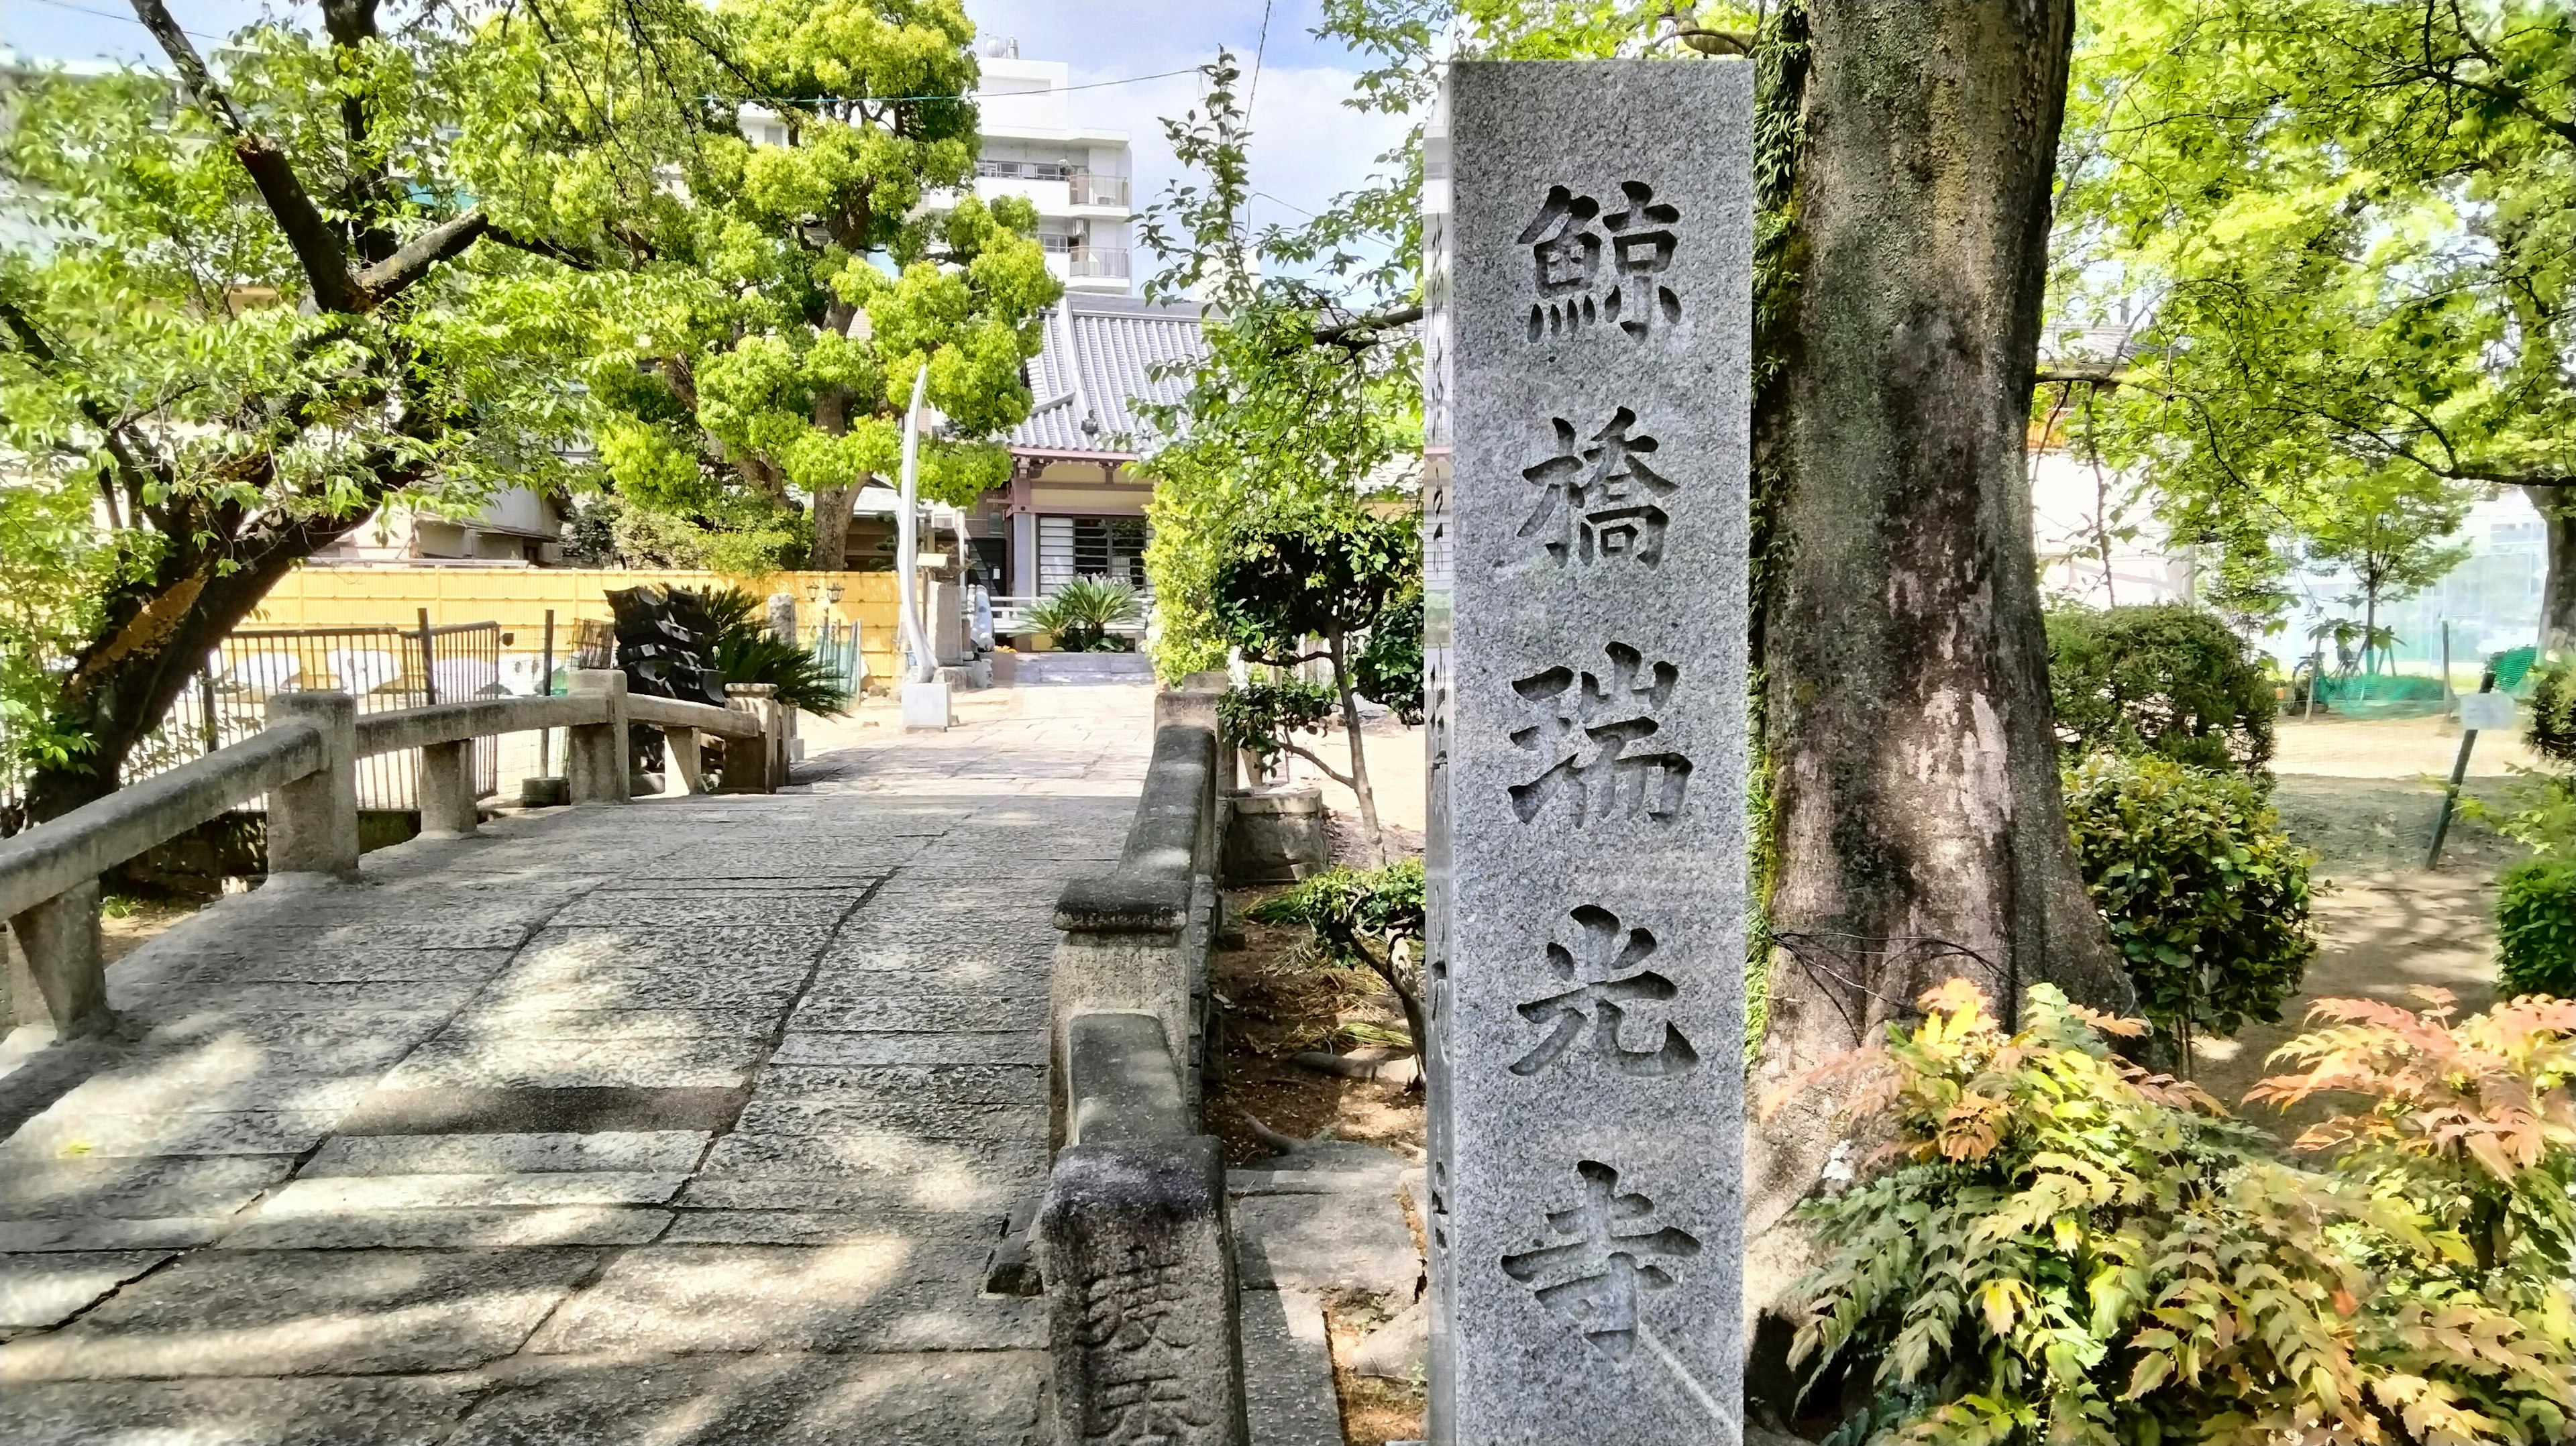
0,685,1155,1445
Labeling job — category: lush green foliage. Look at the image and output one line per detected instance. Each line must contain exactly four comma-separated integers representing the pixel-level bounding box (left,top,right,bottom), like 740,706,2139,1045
694,587,851,716
2524,663,2576,770
1245,856,1426,970
1022,578,1142,653
1211,508,1420,666
1218,678,1340,773
1352,588,1425,724
1784,980,2576,1446
1245,856,1429,1054
2047,604,2277,771
1134,51,1422,682
0,0,710,801
573,0,1060,564
2496,859,2576,998
2062,754,2316,1054
2051,0,2569,636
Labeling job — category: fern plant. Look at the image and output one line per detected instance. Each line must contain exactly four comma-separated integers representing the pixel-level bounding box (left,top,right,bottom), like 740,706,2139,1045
1780,981,2576,1446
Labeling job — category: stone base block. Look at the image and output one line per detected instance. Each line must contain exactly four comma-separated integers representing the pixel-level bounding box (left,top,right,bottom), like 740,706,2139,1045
901,682,953,730
1038,1137,1245,1446
1222,787,1330,885
518,777,570,808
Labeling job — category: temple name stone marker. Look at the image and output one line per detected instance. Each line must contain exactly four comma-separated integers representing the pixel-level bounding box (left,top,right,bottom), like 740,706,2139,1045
1423,59,1754,1446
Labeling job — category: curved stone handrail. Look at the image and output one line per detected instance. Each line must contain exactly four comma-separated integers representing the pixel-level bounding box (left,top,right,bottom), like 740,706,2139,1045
1039,716,1246,1445
353,694,596,758
2,669,788,1040
0,721,324,923
625,694,767,740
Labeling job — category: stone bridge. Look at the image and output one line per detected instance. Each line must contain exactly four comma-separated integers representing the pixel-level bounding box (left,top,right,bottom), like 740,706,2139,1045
0,694,1156,1443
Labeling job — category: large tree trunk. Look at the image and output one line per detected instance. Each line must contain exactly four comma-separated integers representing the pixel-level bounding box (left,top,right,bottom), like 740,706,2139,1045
25,510,378,827
808,486,857,569
2524,484,2576,653
1742,0,2133,1404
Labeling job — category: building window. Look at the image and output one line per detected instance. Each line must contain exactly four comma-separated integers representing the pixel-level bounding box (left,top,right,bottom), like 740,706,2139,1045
1038,516,1150,592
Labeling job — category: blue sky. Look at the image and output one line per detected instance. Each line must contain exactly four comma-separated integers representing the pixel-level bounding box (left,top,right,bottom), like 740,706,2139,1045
3,0,1412,282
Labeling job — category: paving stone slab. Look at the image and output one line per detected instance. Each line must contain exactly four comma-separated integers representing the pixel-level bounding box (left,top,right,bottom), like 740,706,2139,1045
1241,1285,1346,1446
45,1069,377,1119
1235,1190,1424,1300
137,1008,456,1058
545,892,861,930
0,1250,174,1331
751,1063,1047,1105
119,981,486,1019
7,1109,345,1161
788,993,1047,1032
0,1374,479,1446
256,1170,689,1213
335,1086,749,1137
698,1129,1048,1188
303,1130,710,1178
508,928,837,976
806,939,1057,983
0,1247,600,1380
464,967,812,1013
219,1206,672,1251
176,948,517,986
430,1007,786,1041
674,1176,1032,1213
1,1156,297,1221
525,1243,1039,1354
660,1207,1010,1245
730,1095,1046,1143
445,1349,1046,1446
382,1036,765,1091
769,1031,1046,1068
0,1218,224,1252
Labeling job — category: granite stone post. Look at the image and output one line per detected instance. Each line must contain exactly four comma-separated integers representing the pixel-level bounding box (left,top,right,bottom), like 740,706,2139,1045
8,877,110,1037
264,691,360,878
564,669,631,805
1424,60,1754,1446
1038,1135,1246,1446
417,738,480,837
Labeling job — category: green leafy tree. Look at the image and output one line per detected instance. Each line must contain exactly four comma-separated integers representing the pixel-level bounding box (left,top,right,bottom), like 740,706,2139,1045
1212,506,1421,859
1134,51,1425,681
0,0,712,824
2061,753,2317,1070
2054,0,2574,641
2298,469,2473,677
576,0,1060,570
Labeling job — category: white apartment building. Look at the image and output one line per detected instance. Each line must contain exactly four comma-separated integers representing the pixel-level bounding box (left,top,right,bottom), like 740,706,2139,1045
959,47,1134,295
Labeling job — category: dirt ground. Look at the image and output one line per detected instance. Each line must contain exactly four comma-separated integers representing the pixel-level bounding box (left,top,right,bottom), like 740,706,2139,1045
2193,712,2540,1135
1210,720,1432,1445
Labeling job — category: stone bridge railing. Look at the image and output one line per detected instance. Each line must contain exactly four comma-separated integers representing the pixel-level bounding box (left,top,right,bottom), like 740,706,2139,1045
1039,674,1247,1445
0,669,787,1040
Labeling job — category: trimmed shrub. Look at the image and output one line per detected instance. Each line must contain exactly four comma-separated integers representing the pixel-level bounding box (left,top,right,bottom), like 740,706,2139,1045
2047,603,2276,771
2062,753,2316,1048
2496,856,2576,997
2524,661,2576,768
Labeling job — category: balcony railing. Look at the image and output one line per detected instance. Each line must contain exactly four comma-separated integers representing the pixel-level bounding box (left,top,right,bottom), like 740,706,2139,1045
1066,246,1129,280
973,161,1130,210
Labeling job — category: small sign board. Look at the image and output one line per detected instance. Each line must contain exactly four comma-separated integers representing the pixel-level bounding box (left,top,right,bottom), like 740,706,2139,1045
2460,692,2516,733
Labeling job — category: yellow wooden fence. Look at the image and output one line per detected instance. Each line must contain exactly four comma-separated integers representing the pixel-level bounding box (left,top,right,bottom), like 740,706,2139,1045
250,567,904,685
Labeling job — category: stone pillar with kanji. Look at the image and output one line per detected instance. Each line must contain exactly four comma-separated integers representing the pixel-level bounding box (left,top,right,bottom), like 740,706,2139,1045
1422,59,1754,1446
